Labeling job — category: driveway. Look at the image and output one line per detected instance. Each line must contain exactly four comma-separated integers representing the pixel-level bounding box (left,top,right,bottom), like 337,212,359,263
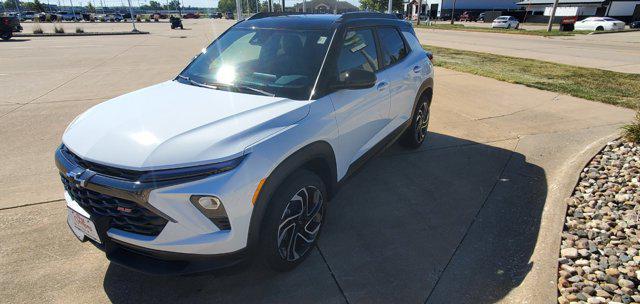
0,19,635,304
416,28,640,73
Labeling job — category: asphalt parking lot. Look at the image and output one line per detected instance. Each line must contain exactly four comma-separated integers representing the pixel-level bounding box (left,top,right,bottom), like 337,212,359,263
0,19,636,303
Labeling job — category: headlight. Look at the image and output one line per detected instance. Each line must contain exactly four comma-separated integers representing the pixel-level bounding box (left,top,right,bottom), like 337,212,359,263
137,156,245,183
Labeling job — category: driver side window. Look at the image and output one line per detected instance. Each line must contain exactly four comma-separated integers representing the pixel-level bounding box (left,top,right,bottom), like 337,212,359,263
336,28,379,81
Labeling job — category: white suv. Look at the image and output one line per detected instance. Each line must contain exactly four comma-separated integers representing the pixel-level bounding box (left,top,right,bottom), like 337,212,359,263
57,12,434,274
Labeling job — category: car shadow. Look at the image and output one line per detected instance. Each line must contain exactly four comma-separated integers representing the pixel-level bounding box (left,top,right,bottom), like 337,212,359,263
102,132,547,304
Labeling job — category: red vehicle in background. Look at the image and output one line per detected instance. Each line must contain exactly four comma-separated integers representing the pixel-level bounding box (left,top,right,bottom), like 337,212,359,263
1,15,23,40
459,11,476,22
183,12,200,19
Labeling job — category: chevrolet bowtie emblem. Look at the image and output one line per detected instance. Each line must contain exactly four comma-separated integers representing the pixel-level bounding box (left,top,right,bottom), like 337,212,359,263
66,168,96,188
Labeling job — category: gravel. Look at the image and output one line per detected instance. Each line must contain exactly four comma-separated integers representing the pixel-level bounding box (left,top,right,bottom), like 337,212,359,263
558,139,640,304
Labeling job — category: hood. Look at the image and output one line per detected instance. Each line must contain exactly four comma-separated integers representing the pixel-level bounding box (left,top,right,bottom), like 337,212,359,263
62,81,310,170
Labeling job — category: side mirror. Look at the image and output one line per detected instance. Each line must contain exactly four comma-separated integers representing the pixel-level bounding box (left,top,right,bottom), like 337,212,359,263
331,69,376,90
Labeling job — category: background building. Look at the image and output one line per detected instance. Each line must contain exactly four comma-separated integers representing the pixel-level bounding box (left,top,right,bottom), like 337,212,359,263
516,0,640,22
291,0,358,13
404,0,519,19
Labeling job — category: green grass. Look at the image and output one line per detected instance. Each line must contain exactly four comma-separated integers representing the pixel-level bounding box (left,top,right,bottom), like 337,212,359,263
622,111,640,143
424,45,640,109
415,23,592,37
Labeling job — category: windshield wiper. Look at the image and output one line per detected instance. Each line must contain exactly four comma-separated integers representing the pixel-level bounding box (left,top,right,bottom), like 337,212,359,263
177,75,275,97
231,84,275,97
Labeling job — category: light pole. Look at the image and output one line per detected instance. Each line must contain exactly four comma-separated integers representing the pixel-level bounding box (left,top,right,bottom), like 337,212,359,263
13,0,21,16
69,0,78,20
450,0,456,25
302,0,305,12
387,0,391,14
416,0,422,25
126,0,137,31
235,0,242,19
547,0,560,32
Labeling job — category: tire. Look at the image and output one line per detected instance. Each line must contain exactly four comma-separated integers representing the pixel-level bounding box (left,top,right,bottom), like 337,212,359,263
515,24,519,29
260,170,327,272
1,32,12,41
507,24,511,29
401,93,431,149
596,26,604,31
171,24,175,29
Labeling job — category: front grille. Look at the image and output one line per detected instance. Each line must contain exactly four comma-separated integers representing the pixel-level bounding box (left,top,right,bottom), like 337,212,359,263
61,146,144,181
62,176,168,236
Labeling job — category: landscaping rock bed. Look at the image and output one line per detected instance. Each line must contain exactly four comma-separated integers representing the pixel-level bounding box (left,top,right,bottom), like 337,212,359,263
558,139,640,304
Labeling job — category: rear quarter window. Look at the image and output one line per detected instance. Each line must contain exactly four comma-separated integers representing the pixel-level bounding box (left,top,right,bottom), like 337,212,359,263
401,30,422,54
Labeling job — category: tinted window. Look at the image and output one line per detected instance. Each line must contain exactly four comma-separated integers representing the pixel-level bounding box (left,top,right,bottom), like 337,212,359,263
336,28,378,81
378,27,407,68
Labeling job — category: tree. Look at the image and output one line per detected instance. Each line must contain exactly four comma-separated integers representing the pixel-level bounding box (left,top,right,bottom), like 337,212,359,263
33,0,45,12
149,0,162,10
3,0,16,10
86,1,96,13
360,0,403,13
217,0,235,13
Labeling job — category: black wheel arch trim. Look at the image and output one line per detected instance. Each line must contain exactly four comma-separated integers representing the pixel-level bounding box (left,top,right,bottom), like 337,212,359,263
411,78,434,120
246,141,337,253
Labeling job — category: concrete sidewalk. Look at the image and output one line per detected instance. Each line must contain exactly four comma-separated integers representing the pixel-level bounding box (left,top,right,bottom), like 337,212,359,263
0,19,636,304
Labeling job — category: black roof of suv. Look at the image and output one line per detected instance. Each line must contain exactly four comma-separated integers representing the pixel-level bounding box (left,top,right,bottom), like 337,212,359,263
239,12,411,31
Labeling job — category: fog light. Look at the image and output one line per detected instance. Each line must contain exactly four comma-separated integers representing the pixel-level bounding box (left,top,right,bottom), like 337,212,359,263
197,196,221,210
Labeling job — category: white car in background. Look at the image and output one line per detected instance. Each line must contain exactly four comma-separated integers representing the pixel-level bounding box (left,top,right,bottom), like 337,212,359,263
574,17,626,31
491,16,519,29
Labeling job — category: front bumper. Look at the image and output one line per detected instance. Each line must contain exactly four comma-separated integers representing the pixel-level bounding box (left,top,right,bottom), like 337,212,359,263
58,145,261,274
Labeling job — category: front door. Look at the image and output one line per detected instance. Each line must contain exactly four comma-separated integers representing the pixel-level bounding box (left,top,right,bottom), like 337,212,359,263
330,28,391,168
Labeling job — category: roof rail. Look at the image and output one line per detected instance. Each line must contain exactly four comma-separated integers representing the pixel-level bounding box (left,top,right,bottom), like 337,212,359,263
247,12,306,20
338,12,398,21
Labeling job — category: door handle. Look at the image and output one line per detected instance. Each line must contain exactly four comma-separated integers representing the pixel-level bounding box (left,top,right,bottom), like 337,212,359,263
377,82,388,91
413,65,422,73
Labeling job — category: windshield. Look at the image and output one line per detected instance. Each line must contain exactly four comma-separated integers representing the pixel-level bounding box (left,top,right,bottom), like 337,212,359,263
178,27,333,100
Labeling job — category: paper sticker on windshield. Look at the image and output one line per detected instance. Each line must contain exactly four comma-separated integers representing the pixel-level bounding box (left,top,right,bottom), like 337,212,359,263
350,43,366,53
317,36,327,44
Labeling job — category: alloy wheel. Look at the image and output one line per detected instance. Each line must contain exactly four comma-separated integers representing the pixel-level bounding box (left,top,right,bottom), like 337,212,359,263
414,102,430,144
277,186,324,261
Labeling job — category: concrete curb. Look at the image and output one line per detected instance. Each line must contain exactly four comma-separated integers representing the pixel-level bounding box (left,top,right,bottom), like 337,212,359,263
15,31,150,37
547,131,623,300
587,29,640,35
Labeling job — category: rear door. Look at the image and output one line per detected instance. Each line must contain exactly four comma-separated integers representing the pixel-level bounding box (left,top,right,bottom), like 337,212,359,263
329,27,391,166
375,26,417,126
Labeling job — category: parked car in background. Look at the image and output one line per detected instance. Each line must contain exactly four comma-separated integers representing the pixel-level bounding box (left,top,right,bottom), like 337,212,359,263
491,16,519,29
58,11,81,21
1,15,22,40
574,17,625,31
459,11,475,22
57,12,434,274
211,12,223,19
477,12,486,22
225,11,234,19
184,12,200,19
82,13,95,22
123,12,135,20
21,11,36,21
631,20,640,29
170,15,183,29
105,13,124,22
